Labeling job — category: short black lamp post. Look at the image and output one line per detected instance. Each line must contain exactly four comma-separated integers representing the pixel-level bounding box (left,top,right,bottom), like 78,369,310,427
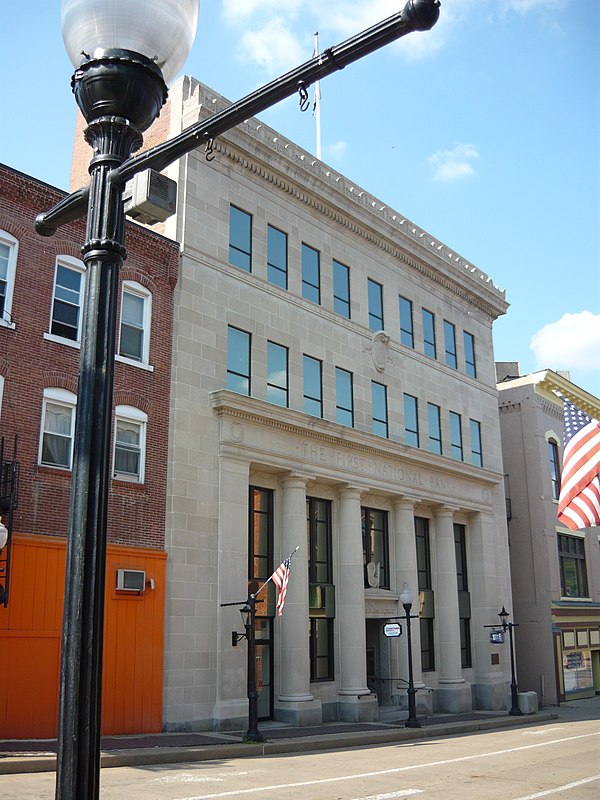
399,582,421,728
36,2,440,798
498,606,522,717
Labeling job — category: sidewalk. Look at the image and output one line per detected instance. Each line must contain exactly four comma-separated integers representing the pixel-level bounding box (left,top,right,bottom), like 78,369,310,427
0,704,574,775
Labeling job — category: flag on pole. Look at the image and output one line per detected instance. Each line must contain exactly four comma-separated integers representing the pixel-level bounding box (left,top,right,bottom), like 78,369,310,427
558,399,600,531
271,556,292,616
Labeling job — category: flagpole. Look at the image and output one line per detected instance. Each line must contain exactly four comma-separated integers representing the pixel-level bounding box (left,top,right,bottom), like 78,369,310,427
314,32,322,161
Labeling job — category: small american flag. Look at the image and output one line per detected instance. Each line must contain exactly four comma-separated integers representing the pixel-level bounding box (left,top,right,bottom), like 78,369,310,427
271,557,291,617
558,399,600,531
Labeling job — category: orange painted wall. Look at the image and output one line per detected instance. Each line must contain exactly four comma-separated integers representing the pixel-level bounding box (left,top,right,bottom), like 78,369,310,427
0,535,166,739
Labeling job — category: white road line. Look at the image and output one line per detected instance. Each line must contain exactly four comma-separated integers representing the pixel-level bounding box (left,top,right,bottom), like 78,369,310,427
349,791,423,800
514,773,600,799
180,731,600,800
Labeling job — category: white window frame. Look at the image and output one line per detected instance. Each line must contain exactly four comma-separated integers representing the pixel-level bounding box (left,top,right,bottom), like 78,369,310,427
113,405,147,483
39,388,77,470
116,281,153,369
0,230,18,329
0,375,4,418
45,255,86,347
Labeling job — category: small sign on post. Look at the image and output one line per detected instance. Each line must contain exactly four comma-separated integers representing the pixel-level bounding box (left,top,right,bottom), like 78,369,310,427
384,622,402,638
489,629,504,644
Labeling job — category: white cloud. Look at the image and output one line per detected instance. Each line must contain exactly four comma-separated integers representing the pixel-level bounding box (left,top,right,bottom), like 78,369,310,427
240,19,306,73
426,143,479,182
530,312,600,373
502,0,566,13
324,140,348,161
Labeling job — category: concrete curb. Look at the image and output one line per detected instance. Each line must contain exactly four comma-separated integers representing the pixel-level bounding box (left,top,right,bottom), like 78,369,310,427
0,712,558,775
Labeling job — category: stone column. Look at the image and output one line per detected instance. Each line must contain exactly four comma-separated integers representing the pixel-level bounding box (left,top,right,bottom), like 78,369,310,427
337,487,377,721
274,474,322,725
392,498,429,713
434,506,472,712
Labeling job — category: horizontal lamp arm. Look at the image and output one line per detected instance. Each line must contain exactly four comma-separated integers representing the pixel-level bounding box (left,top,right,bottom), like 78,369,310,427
35,186,90,237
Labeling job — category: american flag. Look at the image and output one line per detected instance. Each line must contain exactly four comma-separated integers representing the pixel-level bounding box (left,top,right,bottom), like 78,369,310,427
558,399,600,530
271,557,292,617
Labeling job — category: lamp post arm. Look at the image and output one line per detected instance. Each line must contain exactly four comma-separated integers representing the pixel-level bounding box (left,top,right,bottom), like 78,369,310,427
114,0,440,184
35,186,90,237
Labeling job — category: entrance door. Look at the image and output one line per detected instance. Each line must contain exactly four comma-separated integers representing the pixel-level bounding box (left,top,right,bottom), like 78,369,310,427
365,619,392,705
255,618,273,719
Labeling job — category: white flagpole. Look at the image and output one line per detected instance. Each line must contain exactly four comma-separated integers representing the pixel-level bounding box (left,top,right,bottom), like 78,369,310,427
256,545,300,598
313,31,322,161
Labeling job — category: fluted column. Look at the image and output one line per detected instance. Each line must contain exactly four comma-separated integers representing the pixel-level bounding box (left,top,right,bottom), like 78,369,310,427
337,486,377,721
434,506,471,712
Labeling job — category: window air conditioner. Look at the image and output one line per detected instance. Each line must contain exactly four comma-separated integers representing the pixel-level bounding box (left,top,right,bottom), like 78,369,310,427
123,169,177,225
116,569,146,592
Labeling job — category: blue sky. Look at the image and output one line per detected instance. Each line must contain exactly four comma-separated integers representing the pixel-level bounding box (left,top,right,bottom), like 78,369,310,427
2,1,599,397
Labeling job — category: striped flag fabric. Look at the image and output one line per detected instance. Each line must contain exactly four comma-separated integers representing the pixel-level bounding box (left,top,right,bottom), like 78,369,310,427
558,399,600,531
271,556,291,616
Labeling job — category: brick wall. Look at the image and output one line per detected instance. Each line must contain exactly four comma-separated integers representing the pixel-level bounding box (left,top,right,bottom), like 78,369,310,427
0,163,179,549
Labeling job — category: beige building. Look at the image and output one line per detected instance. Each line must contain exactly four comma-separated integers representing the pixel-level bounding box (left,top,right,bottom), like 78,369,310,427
497,365,600,706
135,77,515,731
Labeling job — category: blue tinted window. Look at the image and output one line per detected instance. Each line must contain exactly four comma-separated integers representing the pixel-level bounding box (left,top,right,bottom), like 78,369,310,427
464,331,476,378
368,279,383,331
399,296,414,348
333,260,350,318
227,326,251,395
404,394,419,447
470,419,482,467
444,321,457,369
371,382,388,438
423,309,436,359
229,206,252,272
427,403,442,454
303,355,323,416
267,341,288,407
267,225,287,288
449,411,463,461
335,367,354,426
302,244,320,304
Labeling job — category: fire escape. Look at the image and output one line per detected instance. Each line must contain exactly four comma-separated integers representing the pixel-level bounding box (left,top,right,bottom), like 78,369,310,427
0,435,19,606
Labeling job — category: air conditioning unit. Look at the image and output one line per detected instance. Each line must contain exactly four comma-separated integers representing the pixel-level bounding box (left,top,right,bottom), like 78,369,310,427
123,169,177,225
116,569,146,592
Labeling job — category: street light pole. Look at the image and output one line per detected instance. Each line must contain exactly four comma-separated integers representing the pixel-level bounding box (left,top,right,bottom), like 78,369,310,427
499,606,522,717
36,2,440,797
399,583,421,728
243,594,263,743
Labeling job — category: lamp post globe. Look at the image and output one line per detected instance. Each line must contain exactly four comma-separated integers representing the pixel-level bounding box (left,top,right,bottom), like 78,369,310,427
400,582,413,610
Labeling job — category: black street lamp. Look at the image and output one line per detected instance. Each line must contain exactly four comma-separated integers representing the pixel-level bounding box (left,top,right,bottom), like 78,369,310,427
35,2,440,798
498,605,522,717
399,582,421,728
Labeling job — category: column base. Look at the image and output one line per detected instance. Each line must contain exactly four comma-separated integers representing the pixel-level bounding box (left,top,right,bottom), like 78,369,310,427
274,698,322,726
434,681,472,714
338,692,379,722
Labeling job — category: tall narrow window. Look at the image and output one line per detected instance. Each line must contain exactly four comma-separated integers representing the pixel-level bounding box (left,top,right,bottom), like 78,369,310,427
113,405,147,483
368,279,384,331
267,224,287,288
333,259,350,318
427,402,442,454
335,367,354,427
371,381,388,438
302,243,320,304
548,439,561,501
415,516,434,671
249,487,273,581
558,534,588,598
449,411,463,461
464,331,477,378
454,524,472,668
119,281,151,364
227,326,251,395
50,257,85,343
229,205,252,272
39,388,77,469
303,355,323,417
399,296,414,348
362,507,389,589
267,341,288,407
308,497,334,681
0,231,18,326
423,308,436,359
444,320,457,368
404,393,419,447
470,419,483,467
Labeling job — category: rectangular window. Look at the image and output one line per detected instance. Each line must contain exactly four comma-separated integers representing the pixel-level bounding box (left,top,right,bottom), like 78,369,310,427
229,205,252,272
470,419,483,467
549,440,560,501
302,243,320,304
422,309,436,359
444,320,457,369
464,331,477,378
333,260,350,318
449,411,463,461
307,497,334,681
267,224,287,288
267,341,288,407
50,260,84,342
427,403,442,455
40,391,76,469
113,413,146,483
335,367,354,427
368,279,384,331
227,326,251,395
371,381,388,438
119,281,151,364
558,534,588,598
310,618,334,681
454,523,472,668
415,517,434,671
249,487,273,581
404,393,419,448
399,296,414,348
362,507,389,589
307,497,332,585
0,240,11,321
303,355,323,417
0,231,18,325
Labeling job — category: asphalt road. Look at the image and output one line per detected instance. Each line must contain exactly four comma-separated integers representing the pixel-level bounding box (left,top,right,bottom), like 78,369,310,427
2,713,599,800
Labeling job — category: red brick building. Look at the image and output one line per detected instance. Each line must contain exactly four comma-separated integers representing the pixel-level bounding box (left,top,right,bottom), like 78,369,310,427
0,163,179,738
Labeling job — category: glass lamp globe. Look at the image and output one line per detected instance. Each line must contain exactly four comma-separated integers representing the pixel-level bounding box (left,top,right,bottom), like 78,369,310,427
61,0,200,86
399,582,413,607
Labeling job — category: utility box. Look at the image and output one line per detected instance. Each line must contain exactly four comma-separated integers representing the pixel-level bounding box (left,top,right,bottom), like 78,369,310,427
123,169,176,225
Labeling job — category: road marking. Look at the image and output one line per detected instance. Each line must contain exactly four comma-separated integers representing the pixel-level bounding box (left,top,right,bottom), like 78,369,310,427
514,773,600,799
151,771,253,784
349,792,423,799
521,728,562,736
180,731,600,800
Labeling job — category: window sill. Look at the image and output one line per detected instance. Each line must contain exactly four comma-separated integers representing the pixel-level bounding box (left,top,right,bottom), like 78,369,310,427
44,332,80,349
115,354,154,372
0,319,16,331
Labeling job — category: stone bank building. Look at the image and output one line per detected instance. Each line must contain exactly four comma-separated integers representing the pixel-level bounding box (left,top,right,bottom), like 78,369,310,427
73,78,514,731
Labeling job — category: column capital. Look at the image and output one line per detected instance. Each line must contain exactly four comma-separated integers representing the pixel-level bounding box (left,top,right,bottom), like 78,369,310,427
281,472,310,489
434,504,460,519
392,496,418,511
338,484,364,501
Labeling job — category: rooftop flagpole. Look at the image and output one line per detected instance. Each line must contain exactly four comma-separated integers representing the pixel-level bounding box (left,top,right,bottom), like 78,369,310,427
313,32,322,160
